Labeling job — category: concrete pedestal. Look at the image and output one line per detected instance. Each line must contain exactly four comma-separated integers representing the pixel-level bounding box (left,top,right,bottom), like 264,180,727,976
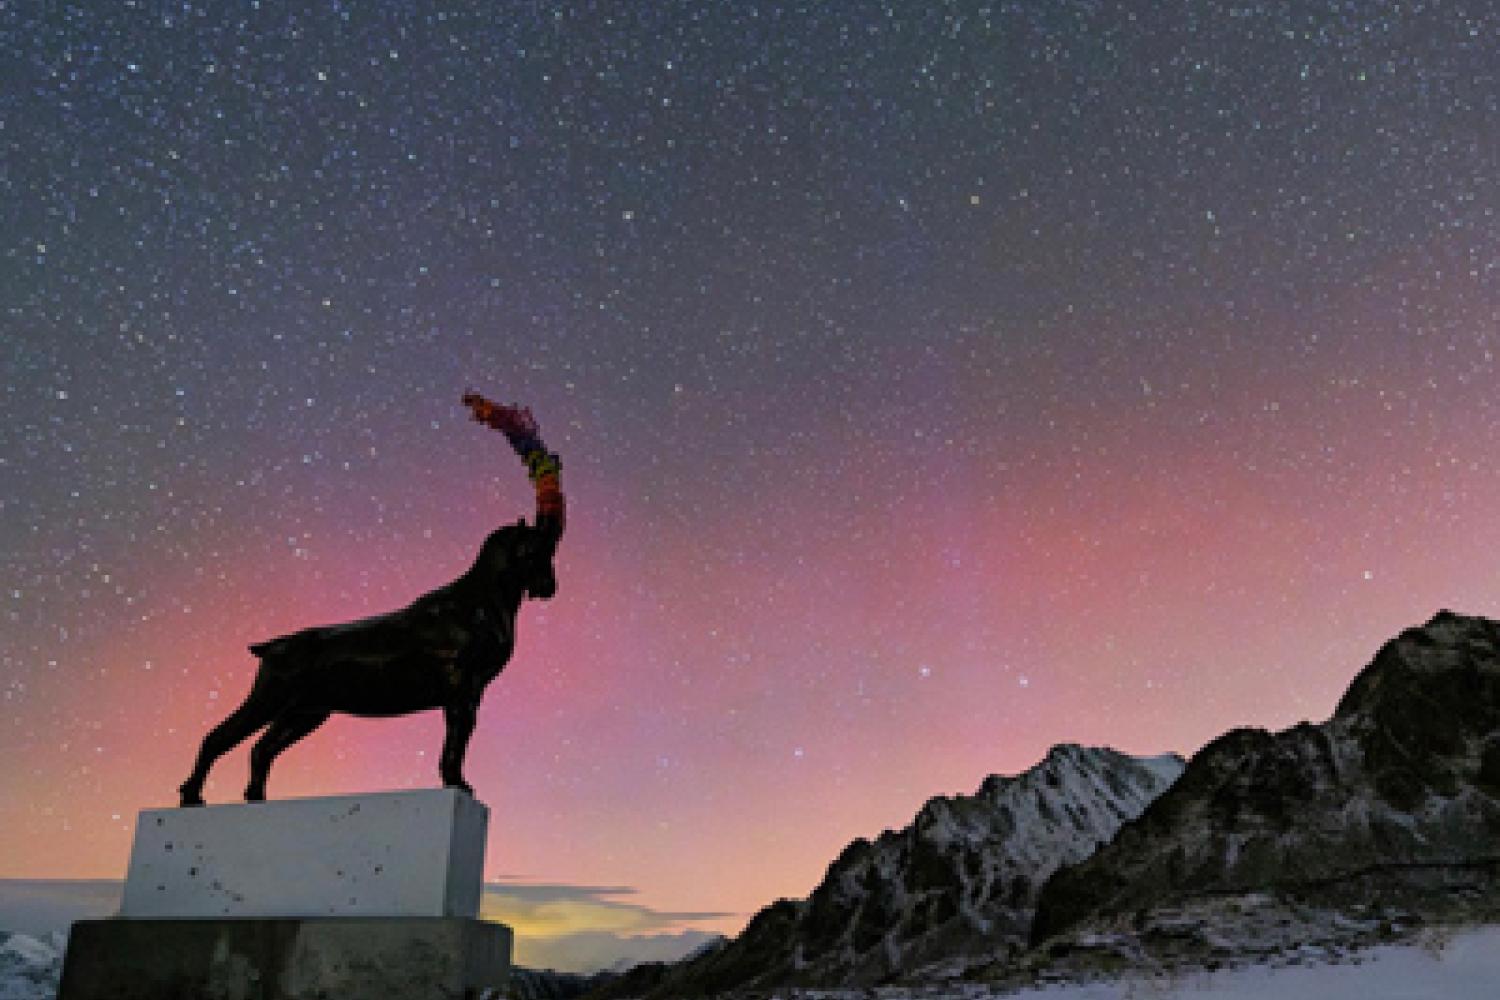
59,917,510,1000
121,788,488,919
59,790,511,1000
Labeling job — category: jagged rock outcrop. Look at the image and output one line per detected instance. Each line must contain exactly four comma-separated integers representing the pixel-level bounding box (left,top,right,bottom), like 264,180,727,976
0,931,66,1000
1032,610,1500,943
508,966,617,1000
615,746,1182,996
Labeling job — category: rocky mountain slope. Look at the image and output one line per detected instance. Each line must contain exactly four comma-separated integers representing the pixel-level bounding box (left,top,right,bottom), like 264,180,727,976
0,931,65,1000
509,966,614,1000
1032,609,1500,944
620,746,1183,996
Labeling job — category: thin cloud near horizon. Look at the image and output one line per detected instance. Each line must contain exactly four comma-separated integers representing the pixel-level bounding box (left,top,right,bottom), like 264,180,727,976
482,880,735,929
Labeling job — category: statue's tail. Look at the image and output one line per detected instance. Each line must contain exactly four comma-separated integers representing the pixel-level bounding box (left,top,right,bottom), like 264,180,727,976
461,392,566,546
248,635,298,659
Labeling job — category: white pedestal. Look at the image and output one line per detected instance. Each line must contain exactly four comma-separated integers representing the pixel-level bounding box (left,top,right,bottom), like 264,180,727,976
64,790,508,999
118,789,487,919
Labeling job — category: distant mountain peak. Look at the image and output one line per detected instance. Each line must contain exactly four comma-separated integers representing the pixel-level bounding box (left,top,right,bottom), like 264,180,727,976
1032,610,1500,944
622,746,1183,997
589,612,1500,999
1334,608,1499,720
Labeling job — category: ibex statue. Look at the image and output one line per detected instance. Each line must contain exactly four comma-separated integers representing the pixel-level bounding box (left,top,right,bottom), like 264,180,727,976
178,393,565,806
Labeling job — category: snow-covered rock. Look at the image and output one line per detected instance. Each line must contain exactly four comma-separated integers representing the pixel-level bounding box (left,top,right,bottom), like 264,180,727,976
752,925,1500,999
0,931,65,1000
506,966,608,1000
626,746,1183,995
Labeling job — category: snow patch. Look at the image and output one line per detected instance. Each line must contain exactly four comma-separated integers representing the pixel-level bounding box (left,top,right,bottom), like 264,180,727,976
0,931,65,1000
991,925,1500,1000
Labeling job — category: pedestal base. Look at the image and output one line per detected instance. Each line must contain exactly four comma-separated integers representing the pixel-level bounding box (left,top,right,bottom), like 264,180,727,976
58,916,512,1000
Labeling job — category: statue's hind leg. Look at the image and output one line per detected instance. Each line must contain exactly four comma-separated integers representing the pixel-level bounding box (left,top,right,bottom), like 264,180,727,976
245,710,329,802
179,691,280,807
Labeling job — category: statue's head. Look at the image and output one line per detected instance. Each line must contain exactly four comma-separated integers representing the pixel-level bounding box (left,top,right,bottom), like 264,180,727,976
478,519,558,601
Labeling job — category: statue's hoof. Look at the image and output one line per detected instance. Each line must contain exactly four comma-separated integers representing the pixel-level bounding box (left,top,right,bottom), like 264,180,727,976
244,790,265,803
178,784,205,808
446,781,474,796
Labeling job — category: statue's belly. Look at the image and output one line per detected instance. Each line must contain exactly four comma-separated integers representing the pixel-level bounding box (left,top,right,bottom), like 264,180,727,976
303,653,463,715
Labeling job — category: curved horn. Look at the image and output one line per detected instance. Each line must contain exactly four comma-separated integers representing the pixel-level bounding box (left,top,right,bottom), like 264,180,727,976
462,392,566,543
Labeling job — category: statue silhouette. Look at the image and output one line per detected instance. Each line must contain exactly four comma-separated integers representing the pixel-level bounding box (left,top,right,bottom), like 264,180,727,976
178,395,564,805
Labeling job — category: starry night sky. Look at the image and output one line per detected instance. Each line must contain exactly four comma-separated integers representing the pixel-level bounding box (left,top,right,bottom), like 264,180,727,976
3,1,1499,940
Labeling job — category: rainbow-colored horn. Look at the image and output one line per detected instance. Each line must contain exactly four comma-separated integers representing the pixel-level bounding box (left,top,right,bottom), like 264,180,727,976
462,392,566,540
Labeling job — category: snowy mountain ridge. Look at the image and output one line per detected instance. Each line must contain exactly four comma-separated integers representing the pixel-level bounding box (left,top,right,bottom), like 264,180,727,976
1032,609,1500,944
0,932,65,1000
611,745,1184,996
595,610,1500,998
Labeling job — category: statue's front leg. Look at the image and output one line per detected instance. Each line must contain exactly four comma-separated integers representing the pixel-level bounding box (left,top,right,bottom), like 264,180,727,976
440,701,477,795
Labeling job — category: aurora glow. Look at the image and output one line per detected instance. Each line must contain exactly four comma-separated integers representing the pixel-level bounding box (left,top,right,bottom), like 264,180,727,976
4,1,1499,949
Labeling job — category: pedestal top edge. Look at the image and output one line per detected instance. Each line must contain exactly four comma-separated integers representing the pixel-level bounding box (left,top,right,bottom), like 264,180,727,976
137,788,488,817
